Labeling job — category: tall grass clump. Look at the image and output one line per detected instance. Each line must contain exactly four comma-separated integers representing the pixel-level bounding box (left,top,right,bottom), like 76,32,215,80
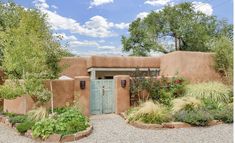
172,97,202,113
185,82,232,103
127,101,171,124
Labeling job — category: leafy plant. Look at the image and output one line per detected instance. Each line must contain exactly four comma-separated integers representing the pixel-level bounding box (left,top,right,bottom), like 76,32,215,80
174,108,213,126
185,82,232,103
27,107,48,122
32,118,56,139
16,120,35,134
31,107,89,139
54,108,89,135
127,101,171,124
9,115,27,125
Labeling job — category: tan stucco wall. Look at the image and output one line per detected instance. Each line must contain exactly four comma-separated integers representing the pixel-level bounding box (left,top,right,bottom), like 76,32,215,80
160,51,221,83
45,79,75,108
74,76,90,116
114,75,130,114
4,79,75,114
4,95,35,114
59,57,89,78
87,56,161,68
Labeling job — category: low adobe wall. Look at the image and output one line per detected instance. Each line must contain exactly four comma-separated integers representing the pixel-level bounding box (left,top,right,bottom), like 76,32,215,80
4,79,75,114
160,51,221,83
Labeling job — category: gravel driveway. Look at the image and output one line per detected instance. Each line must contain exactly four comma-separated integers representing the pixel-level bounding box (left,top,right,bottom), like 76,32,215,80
0,114,233,143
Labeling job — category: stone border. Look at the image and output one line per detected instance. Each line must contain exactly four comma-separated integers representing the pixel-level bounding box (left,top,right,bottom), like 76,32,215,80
120,112,223,129
0,115,93,142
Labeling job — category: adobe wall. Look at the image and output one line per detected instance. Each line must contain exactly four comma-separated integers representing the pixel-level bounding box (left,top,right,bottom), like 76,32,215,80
160,51,221,83
87,56,161,68
59,57,89,78
114,75,130,114
4,79,76,114
44,79,75,108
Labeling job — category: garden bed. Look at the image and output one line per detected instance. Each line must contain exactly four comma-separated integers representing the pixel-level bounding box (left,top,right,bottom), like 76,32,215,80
120,112,223,129
0,114,93,142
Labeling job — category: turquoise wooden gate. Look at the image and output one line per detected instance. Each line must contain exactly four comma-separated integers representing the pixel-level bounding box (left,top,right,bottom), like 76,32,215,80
90,80,115,114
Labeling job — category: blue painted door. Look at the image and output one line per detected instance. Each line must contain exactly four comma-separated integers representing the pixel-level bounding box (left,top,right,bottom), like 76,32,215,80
90,80,115,114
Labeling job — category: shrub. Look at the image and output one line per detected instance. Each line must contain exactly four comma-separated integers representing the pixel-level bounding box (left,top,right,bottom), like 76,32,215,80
27,107,48,122
24,78,52,104
32,118,56,139
212,103,233,123
0,82,24,99
185,82,232,103
172,97,202,113
127,101,171,124
32,107,89,139
16,120,35,134
9,115,27,125
54,108,89,135
174,108,213,126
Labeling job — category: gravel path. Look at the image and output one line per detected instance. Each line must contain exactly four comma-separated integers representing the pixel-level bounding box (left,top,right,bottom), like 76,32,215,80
0,114,233,143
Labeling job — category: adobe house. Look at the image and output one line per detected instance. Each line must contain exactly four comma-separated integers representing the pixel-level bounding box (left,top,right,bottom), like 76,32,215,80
3,51,221,115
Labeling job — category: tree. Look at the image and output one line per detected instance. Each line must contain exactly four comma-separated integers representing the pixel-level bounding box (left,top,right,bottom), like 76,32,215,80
0,3,64,79
122,19,164,56
122,2,232,56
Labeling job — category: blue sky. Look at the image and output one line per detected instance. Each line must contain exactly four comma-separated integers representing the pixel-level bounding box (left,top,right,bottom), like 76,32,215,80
11,0,233,56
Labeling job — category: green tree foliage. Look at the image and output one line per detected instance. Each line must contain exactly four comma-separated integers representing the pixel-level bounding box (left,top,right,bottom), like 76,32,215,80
0,2,70,79
122,2,232,56
212,36,233,85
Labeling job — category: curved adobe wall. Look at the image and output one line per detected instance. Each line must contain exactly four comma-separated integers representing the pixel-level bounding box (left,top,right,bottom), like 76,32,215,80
160,51,221,83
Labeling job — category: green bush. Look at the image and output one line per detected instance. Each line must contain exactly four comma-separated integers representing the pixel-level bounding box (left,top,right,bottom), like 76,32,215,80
31,107,89,139
9,115,27,125
32,118,56,139
54,108,89,135
211,104,233,123
0,83,24,99
16,120,35,134
127,101,171,124
185,82,232,103
174,108,213,126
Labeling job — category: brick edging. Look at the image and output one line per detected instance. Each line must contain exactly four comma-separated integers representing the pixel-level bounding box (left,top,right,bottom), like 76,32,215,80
119,112,223,129
0,115,93,142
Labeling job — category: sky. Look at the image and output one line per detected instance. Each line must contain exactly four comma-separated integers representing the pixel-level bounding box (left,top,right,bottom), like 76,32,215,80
10,0,234,56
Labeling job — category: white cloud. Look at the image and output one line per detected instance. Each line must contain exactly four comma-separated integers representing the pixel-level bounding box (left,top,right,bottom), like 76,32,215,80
90,0,113,8
144,0,171,6
114,23,130,29
53,33,77,41
136,12,149,19
33,0,49,9
51,5,58,9
193,1,213,16
33,0,128,38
